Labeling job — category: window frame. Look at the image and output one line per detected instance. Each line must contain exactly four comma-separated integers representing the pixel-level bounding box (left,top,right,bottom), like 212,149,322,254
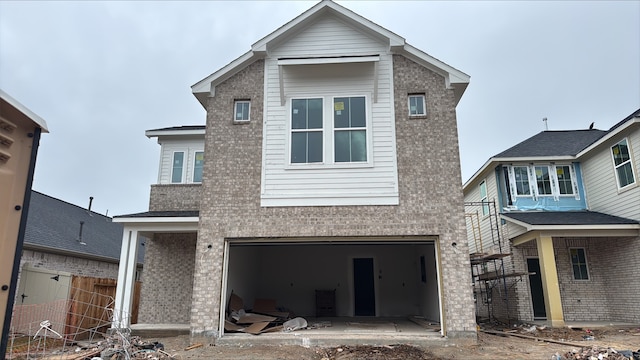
479,180,489,216
569,247,590,281
333,95,368,163
507,164,580,201
408,94,426,117
170,151,185,184
610,138,636,190
290,97,324,164
192,150,204,183
287,94,372,169
234,100,251,123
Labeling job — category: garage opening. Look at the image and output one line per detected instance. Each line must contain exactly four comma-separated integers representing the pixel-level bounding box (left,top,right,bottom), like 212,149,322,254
220,238,442,336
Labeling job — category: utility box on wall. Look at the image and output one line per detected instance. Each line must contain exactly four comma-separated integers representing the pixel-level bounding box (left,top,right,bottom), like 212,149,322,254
0,90,48,354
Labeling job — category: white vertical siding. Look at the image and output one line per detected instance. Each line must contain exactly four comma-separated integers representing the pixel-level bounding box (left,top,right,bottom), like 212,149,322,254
261,16,398,206
157,139,205,185
581,127,640,221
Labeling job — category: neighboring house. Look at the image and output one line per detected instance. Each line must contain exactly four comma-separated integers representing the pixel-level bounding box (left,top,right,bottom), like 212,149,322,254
20,190,144,280
463,109,640,326
12,190,144,338
114,0,476,341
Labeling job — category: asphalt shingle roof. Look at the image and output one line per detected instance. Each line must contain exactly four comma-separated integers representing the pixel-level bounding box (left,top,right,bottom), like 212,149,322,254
494,130,607,158
502,210,639,226
146,125,205,132
114,210,199,218
24,191,144,263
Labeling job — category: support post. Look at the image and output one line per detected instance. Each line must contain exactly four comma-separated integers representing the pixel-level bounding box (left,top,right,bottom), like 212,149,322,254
112,228,139,329
535,235,564,327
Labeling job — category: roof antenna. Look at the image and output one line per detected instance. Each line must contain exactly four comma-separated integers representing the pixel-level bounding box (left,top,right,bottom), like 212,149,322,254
542,117,548,131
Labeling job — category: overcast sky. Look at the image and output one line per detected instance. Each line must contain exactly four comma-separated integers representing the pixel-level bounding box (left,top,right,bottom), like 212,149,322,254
1,1,638,216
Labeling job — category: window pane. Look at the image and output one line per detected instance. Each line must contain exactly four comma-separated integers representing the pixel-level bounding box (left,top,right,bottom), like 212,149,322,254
308,99,323,129
335,130,367,162
617,163,635,187
536,166,552,195
291,132,322,163
514,167,530,195
171,152,184,183
334,131,349,162
193,151,204,182
350,130,367,161
308,132,323,163
350,97,366,127
409,95,425,115
292,99,308,129
612,140,630,166
235,101,250,121
334,97,350,128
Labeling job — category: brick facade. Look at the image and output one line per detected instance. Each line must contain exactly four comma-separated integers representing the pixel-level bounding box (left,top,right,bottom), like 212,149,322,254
482,236,640,323
149,184,201,211
138,233,196,323
189,56,476,338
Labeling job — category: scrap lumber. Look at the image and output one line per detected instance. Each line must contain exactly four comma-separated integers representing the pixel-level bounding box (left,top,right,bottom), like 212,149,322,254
184,343,203,351
43,348,101,360
481,329,585,347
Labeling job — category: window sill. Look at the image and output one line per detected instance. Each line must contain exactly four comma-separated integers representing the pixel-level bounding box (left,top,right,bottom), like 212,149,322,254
408,115,428,120
284,161,374,170
616,182,638,194
233,120,251,125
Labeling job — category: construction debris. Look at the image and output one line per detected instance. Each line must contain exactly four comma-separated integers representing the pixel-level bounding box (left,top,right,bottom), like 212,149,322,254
224,292,307,335
554,346,640,360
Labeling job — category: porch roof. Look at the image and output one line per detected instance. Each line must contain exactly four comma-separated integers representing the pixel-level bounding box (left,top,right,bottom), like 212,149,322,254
502,210,638,226
114,210,199,219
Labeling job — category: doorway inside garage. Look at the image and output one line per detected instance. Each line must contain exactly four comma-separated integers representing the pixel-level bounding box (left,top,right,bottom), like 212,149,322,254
219,238,442,336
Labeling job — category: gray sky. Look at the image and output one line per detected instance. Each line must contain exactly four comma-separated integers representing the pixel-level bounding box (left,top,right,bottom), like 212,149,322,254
1,1,638,216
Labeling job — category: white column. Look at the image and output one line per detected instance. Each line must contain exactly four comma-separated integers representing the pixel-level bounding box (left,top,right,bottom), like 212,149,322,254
112,227,139,329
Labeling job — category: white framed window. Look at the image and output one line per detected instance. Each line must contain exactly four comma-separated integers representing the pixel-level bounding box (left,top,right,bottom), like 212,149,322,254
569,248,589,280
291,98,323,163
193,151,204,183
234,100,251,122
289,95,371,167
408,94,426,116
611,138,636,189
334,96,367,162
506,164,580,201
171,151,184,183
479,180,489,216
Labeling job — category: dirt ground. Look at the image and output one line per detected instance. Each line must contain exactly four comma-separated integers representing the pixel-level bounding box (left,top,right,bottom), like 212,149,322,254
146,325,640,360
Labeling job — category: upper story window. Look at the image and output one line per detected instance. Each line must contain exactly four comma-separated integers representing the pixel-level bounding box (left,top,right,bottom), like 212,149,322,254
171,152,184,183
289,95,370,166
334,96,367,162
513,166,531,195
611,138,636,189
234,100,251,122
193,151,204,183
408,94,426,116
535,166,552,195
479,180,489,216
506,164,579,201
291,98,323,163
556,165,574,195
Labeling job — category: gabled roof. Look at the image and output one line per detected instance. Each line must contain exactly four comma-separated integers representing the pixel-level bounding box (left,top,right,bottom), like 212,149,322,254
464,108,640,189
192,0,469,107
24,191,144,264
494,130,607,158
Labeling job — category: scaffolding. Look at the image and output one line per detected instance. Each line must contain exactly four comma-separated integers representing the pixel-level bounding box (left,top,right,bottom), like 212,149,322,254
465,200,531,325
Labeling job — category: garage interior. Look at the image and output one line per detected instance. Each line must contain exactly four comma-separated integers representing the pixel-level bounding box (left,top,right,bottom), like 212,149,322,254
220,238,443,338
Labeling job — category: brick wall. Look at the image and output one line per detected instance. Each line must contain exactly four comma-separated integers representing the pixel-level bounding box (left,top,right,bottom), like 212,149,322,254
138,233,196,324
149,184,201,211
485,236,640,324
190,56,476,338
20,249,120,279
